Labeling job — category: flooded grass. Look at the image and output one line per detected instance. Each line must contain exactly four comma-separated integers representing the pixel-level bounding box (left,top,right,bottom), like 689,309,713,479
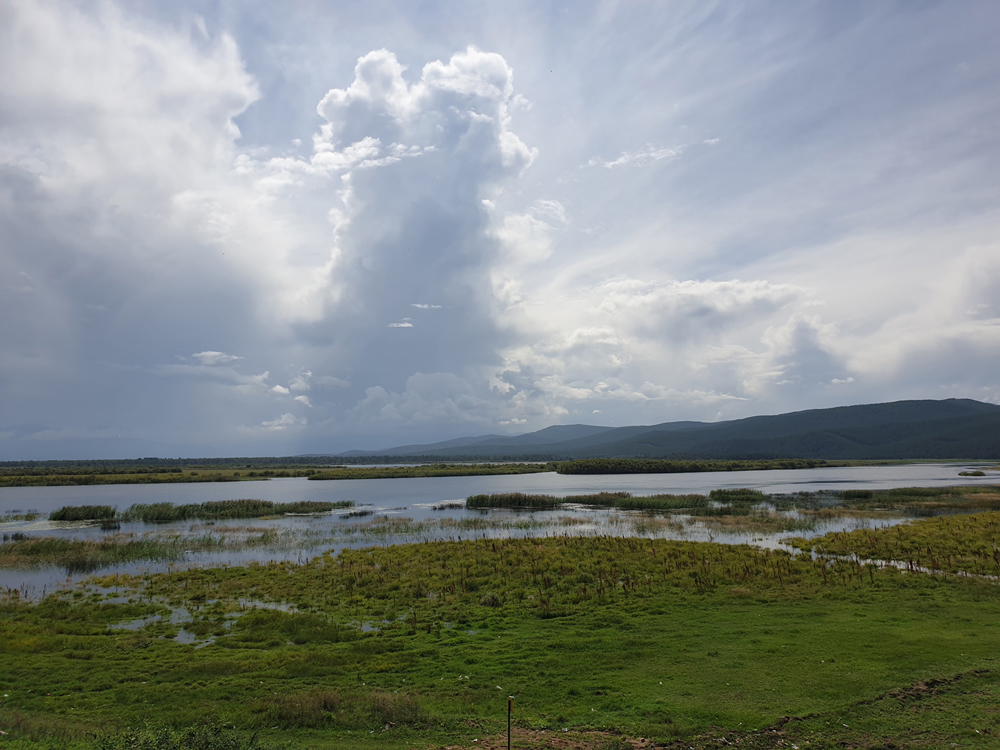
0,526,341,574
698,510,817,535
0,511,41,522
0,535,195,572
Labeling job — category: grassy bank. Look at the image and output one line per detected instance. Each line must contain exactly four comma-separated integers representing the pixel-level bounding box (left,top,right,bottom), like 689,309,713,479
0,462,553,487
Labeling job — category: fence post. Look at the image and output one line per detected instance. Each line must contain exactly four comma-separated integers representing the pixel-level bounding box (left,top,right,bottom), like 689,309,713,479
508,695,513,750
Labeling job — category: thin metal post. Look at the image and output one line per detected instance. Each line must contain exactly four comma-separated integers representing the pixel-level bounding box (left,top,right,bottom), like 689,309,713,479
508,695,513,750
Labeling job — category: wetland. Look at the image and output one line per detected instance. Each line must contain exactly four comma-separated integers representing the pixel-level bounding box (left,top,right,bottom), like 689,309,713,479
2,462,1000,748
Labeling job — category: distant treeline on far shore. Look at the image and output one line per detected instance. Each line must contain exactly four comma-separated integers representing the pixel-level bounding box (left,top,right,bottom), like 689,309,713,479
0,457,903,487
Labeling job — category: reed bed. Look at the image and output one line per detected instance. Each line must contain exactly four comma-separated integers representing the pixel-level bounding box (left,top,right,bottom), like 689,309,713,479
49,505,116,522
466,491,708,511
120,499,353,522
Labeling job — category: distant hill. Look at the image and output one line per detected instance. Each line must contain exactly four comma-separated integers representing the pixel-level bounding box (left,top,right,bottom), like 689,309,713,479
333,399,1000,460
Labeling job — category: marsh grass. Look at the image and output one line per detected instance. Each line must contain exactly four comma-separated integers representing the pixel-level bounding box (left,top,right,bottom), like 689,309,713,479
792,510,1000,576
835,485,1000,512
708,488,768,504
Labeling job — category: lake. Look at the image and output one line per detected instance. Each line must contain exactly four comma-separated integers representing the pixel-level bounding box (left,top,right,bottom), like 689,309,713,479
3,462,997,516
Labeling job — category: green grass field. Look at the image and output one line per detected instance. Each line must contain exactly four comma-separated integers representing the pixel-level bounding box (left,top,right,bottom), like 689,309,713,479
3,517,1000,749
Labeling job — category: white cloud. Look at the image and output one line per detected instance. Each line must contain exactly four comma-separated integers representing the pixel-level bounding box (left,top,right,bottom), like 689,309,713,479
271,385,290,395
412,303,442,309
191,351,243,366
259,413,304,431
586,145,683,169
350,372,495,425
289,371,312,392
294,395,312,407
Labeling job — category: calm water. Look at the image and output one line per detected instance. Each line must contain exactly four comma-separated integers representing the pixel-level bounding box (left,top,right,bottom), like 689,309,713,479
2,463,997,597
2,462,997,516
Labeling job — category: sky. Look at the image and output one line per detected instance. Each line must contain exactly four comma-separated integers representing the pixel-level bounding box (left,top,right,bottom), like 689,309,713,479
2,0,999,459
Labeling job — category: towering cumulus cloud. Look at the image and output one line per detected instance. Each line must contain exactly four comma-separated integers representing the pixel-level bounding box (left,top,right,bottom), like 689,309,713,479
308,48,536,395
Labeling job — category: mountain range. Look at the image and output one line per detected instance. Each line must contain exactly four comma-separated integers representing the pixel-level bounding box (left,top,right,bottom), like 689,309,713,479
335,399,1000,460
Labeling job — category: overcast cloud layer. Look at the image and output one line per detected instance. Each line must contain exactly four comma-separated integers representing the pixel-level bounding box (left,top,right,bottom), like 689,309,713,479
2,1,999,459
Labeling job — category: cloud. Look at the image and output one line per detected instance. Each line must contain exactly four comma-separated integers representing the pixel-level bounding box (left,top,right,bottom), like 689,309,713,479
350,372,496,425
4,3,1000,457
314,375,350,388
191,351,243,366
289,372,312,392
258,413,304,431
294,395,312,407
586,145,683,169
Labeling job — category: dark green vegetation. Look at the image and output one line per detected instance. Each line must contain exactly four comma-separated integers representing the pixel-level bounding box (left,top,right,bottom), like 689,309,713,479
465,491,710,512
43,500,352,525
119,499,351,523
4,524,1000,749
466,492,563,509
49,505,116,522
0,461,552,487
336,397,1000,460
307,463,552,480
556,458,840,474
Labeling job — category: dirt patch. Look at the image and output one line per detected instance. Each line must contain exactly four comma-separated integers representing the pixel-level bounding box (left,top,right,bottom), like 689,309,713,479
439,727,643,749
